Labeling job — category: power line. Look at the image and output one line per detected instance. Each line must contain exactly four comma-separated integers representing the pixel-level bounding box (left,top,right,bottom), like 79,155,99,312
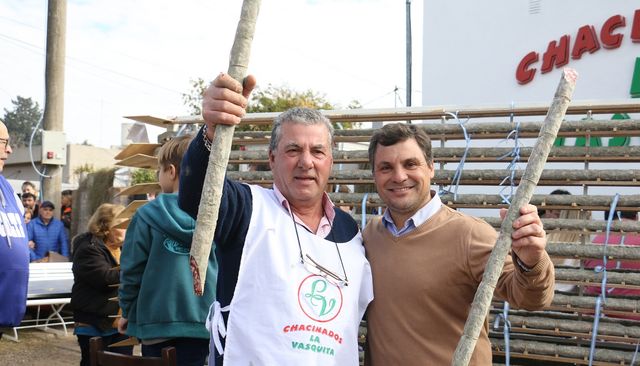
0,32,183,96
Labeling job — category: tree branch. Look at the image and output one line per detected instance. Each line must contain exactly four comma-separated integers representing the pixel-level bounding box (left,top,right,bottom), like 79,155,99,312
452,68,578,365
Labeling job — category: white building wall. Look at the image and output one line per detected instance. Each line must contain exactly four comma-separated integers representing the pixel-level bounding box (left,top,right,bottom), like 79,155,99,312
421,1,639,219
422,1,640,105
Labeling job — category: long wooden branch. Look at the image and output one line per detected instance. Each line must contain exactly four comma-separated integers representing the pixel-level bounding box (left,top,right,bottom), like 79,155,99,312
492,339,637,364
547,242,640,260
127,103,640,127
229,146,640,163
452,69,578,366
489,314,640,339
326,193,640,209
226,168,640,186
189,0,261,295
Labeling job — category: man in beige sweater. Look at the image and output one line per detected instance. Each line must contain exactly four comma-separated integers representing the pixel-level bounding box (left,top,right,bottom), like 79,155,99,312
363,123,555,365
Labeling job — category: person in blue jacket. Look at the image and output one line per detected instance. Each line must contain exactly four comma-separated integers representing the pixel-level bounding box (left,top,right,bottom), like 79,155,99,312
119,135,215,366
27,200,69,261
0,119,30,336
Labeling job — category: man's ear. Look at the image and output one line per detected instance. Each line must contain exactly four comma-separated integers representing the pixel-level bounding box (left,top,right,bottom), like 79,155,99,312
268,151,275,169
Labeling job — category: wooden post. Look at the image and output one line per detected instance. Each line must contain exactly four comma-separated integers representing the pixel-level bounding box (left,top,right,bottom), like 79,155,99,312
451,68,578,366
41,0,66,214
189,0,261,295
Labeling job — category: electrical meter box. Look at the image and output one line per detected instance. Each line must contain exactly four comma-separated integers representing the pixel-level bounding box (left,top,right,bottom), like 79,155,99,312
41,130,67,165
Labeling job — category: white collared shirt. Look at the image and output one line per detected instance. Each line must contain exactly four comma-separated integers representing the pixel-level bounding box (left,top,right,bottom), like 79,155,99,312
272,184,336,237
382,190,442,237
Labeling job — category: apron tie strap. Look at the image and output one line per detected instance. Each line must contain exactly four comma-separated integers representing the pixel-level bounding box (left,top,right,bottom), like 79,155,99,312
206,301,230,360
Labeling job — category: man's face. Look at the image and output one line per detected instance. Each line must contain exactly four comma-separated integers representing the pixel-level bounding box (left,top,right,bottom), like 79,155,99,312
39,207,54,221
22,196,35,209
269,123,333,209
373,138,435,225
0,122,12,172
61,195,71,207
22,186,35,196
542,209,561,219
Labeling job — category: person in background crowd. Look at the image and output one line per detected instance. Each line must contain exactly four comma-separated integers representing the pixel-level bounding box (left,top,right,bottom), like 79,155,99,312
584,210,640,300
538,189,571,219
119,135,214,366
21,192,38,218
21,181,38,201
0,119,29,339
61,190,73,242
61,190,73,229
23,207,33,225
27,200,69,261
71,203,132,366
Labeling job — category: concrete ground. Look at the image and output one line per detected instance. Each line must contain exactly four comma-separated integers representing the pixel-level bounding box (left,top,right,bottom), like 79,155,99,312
0,325,145,365
0,327,81,366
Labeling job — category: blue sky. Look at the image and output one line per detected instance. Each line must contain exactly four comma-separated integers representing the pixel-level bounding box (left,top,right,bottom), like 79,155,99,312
0,0,423,148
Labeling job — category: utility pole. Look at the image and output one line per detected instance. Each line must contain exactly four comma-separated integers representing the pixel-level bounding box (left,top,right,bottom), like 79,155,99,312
41,0,67,217
406,0,412,108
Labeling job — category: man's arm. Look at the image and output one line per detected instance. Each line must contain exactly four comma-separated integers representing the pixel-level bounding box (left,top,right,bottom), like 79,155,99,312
59,221,69,257
179,127,253,249
178,72,255,217
178,73,256,247
496,205,555,309
506,204,548,268
26,222,39,261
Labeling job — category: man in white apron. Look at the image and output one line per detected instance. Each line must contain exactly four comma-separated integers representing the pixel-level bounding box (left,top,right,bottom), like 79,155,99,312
179,74,373,366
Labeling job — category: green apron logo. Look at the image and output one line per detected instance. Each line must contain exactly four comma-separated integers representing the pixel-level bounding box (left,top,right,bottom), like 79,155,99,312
298,275,343,322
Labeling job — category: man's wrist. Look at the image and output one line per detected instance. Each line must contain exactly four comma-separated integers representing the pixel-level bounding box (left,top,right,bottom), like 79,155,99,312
515,256,533,272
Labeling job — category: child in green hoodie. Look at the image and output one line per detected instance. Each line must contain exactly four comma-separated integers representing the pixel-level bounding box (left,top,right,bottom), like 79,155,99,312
118,135,216,366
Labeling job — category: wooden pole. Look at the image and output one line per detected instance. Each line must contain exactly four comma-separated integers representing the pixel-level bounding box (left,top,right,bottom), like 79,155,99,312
452,68,578,366
42,0,66,214
189,0,261,295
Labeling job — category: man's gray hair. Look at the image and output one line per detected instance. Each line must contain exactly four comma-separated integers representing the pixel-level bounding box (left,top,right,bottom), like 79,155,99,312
269,107,334,152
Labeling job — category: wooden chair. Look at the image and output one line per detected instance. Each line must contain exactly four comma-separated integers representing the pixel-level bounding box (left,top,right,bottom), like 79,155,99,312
89,337,177,366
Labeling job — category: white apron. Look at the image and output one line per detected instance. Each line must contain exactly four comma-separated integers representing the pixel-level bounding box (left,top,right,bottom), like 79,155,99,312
216,185,373,366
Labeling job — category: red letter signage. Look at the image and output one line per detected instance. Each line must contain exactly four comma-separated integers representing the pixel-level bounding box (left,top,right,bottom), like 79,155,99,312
572,25,600,59
516,52,539,85
601,14,626,48
517,9,640,85
632,9,640,42
541,35,570,73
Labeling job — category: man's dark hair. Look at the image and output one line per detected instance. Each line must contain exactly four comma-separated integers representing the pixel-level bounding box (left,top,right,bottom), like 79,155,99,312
21,192,35,200
61,190,72,197
539,189,572,216
604,210,638,221
368,123,432,172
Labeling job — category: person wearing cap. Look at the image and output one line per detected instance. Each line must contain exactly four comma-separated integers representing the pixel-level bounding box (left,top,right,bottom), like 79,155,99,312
27,199,69,261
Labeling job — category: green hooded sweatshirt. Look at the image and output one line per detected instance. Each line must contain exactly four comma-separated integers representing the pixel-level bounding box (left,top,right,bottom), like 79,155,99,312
119,193,217,340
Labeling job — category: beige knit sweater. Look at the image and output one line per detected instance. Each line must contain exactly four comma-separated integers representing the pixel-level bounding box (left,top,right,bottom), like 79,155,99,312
363,205,554,366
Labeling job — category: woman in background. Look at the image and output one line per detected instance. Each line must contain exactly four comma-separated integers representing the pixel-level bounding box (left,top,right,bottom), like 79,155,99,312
70,203,132,366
